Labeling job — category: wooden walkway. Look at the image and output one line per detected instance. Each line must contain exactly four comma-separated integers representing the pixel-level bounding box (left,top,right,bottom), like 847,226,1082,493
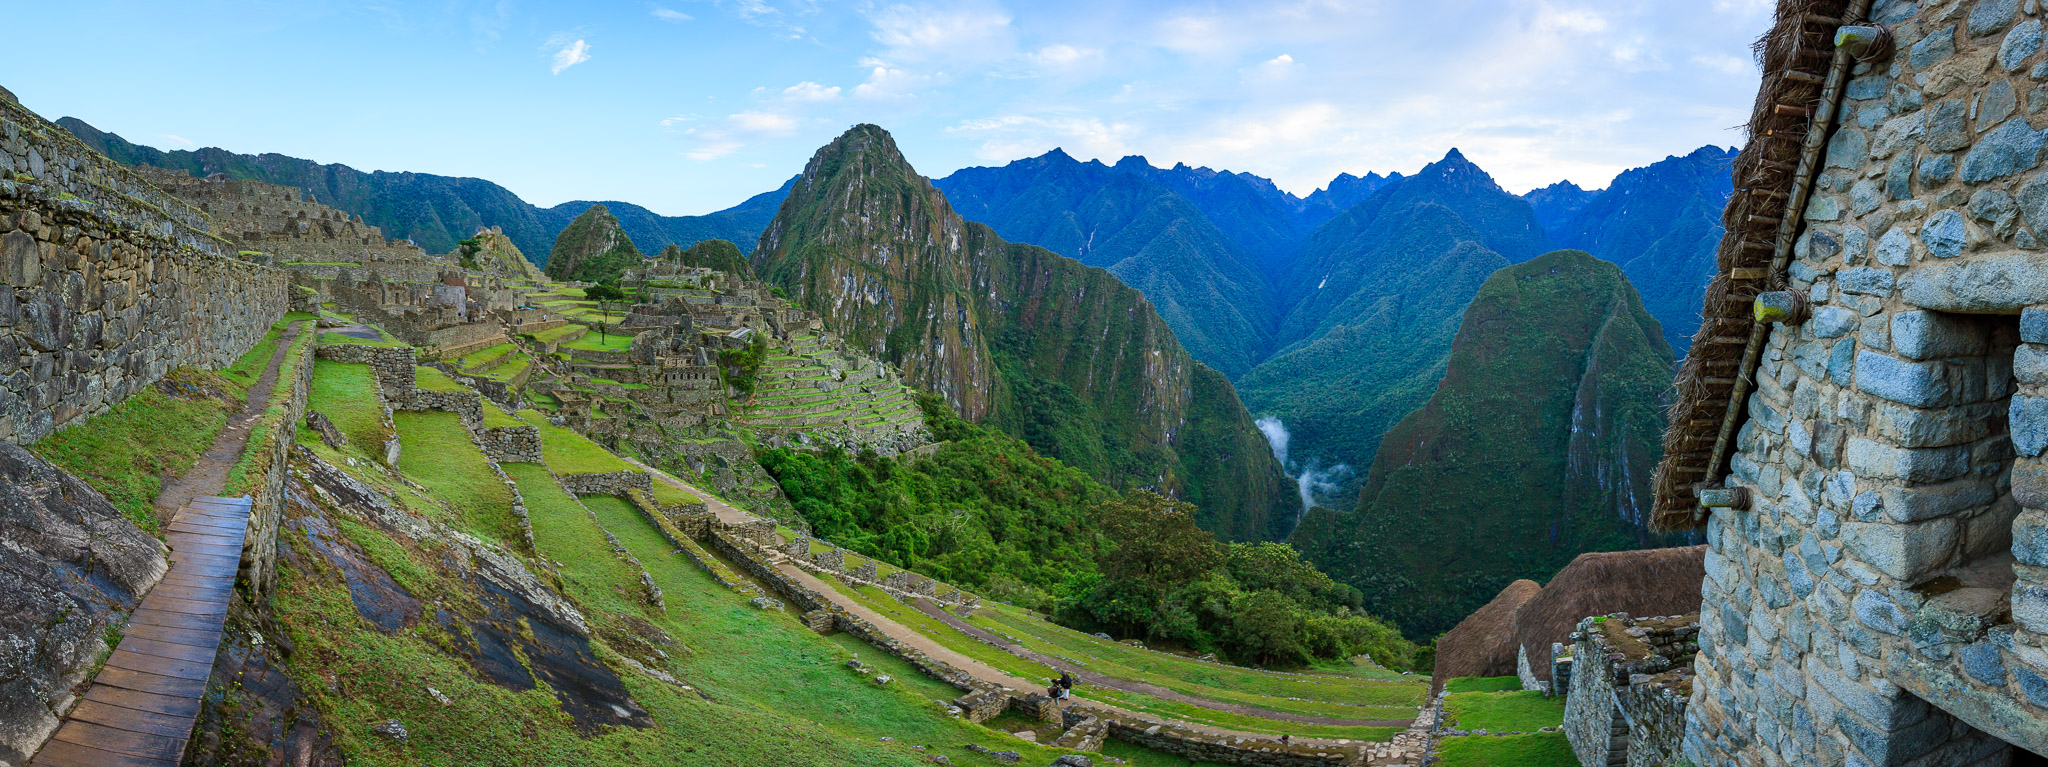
30,496,251,767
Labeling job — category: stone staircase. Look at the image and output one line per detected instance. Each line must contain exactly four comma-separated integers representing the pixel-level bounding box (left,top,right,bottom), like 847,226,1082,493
30,496,253,767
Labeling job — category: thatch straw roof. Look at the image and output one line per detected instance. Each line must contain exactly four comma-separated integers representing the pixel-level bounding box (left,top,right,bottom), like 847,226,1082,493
1432,546,1706,689
1431,579,1540,688
1649,0,1857,532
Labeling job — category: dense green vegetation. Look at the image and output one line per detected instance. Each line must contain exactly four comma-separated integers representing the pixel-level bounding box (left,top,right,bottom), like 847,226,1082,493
1290,251,1684,638
760,396,1415,670
717,336,770,398
658,238,754,279
546,204,646,283
32,368,236,530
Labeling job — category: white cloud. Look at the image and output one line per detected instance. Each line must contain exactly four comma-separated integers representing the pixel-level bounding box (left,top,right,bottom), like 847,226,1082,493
867,4,1012,59
652,7,692,22
1027,44,1100,69
781,81,841,101
949,114,1135,162
853,61,927,99
659,114,700,129
160,134,195,147
729,110,797,133
685,140,744,161
1250,53,1296,80
546,37,591,74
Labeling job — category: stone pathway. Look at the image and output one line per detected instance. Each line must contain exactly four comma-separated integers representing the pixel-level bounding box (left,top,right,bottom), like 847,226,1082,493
628,458,1420,758
155,322,303,517
29,496,253,767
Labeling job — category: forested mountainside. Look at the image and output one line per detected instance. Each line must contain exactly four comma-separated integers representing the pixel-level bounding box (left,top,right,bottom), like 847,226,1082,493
545,204,643,282
754,125,1292,541
1236,149,1549,506
933,150,1277,378
658,238,755,279
1289,250,1681,638
56,116,790,260
1549,145,1736,353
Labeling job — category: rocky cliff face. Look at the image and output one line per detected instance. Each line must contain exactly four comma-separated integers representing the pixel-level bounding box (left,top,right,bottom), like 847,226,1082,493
1289,250,1680,637
754,125,1290,540
545,204,642,282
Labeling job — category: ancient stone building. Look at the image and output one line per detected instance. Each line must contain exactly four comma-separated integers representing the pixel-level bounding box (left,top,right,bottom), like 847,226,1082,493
1662,0,2048,764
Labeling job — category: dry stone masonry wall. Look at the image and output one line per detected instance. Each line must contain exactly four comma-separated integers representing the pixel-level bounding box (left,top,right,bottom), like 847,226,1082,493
0,94,288,443
1686,1,2048,763
1562,614,1698,767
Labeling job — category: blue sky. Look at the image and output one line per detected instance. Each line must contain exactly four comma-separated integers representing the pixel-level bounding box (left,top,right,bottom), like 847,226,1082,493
5,0,1772,215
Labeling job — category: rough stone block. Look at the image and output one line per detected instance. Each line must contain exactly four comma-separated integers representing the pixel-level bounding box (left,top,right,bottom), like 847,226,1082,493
1913,26,1959,69
1922,210,1970,258
2007,20,2046,72
1880,478,1995,522
1971,0,2021,37
2015,395,2048,456
1876,403,1992,447
1891,310,1988,360
1841,519,1958,582
1901,253,2048,312
1856,351,1954,406
1845,437,1971,483
2015,584,2048,636
2014,509,2048,566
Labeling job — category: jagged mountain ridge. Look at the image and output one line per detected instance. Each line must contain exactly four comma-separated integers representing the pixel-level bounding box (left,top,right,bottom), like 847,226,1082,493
933,151,1278,378
1288,250,1681,638
754,125,1292,541
55,116,791,262
1550,145,1737,353
1522,180,1601,234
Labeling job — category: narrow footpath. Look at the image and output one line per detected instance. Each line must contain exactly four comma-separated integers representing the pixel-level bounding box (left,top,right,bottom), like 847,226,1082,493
626,458,1422,753
34,323,304,766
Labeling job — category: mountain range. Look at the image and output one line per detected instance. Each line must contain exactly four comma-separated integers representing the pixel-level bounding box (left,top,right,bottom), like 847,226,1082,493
55,116,793,262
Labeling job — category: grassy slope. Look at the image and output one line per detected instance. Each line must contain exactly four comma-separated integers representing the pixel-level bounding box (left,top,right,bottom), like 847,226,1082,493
1443,676,1522,694
1433,733,1576,767
393,411,524,550
32,368,235,531
1442,691,1565,733
309,361,387,456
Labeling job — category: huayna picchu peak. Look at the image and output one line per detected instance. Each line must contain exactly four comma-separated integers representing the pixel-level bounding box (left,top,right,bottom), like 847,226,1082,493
9,0,2045,764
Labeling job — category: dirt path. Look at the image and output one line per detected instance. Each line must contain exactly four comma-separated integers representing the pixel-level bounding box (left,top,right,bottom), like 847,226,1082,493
155,322,303,515
908,599,1414,728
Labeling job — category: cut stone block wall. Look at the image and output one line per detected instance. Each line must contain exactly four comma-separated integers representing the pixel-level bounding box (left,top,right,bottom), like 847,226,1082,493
1564,614,1696,767
0,96,290,444
1684,2,2048,763
475,424,542,463
559,470,653,497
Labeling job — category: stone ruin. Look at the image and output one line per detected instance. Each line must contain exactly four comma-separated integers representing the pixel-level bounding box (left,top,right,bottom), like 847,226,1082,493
1672,1,2048,764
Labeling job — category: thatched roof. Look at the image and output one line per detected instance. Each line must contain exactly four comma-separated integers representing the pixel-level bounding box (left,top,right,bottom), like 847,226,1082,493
1431,579,1540,689
1432,546,1706,688
1649,0,1860,532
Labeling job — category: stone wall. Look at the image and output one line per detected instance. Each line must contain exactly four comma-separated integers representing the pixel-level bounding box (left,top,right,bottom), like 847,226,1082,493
476,424,542,463
1564,614,1697,767
0,95,290,444
1684,2,2048,763
560,470,654,497
236,322,316,598
1072,704,1359,766
314,344,413,395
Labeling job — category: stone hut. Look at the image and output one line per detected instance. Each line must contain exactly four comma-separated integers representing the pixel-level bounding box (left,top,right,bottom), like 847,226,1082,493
1652,0,2048,763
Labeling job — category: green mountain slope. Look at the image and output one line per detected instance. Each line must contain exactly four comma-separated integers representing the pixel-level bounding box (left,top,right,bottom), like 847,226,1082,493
657,238,755,279
754,125,1291,541
55,116,790,261
1236,151,1551,506
1550,146,1735,354
1289,250,1680,638
934,150,1277,378
546,204,643,282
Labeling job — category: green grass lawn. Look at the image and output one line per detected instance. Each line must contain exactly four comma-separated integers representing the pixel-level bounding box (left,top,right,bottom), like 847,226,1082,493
562,331,635,352
1444,676,1523,694
1433,732,1576,767
971,604,1423,718
32,367,235,531
452,342,517,369
393,410,524,551
820,579,1057,684
415,366,469,392
223,322,288,390
1082,685,1403,741
307,360,386,458
479,406,527,429
648,481,699,507
518,409,634,474
1443,691,1565,733
531,324,587,344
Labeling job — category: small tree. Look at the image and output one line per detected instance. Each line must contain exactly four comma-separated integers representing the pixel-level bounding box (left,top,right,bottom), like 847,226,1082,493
586,282,626,342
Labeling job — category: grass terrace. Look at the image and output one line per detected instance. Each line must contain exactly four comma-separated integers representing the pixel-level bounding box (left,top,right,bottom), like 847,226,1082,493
562,331,635,353
531,323,588,345
1433,733,1575,767
393,410,525,551
647,481,699,508
518,409,634,475
306,360,387,456
415,366,469,392
970,604,1423,720
1443,676,1522,694
32,367,236,531
450,342,517,369
1442,690,1564,733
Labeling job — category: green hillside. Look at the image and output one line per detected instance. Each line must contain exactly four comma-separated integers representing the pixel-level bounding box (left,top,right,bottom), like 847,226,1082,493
546,204,644,283
1289,251,1681,637
753,124,1292,542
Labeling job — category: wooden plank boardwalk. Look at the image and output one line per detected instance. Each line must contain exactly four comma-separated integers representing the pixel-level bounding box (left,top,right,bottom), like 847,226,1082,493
30,496,251,767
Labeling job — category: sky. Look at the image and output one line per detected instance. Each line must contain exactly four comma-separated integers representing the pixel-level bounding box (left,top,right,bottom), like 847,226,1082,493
3,0,1773,216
